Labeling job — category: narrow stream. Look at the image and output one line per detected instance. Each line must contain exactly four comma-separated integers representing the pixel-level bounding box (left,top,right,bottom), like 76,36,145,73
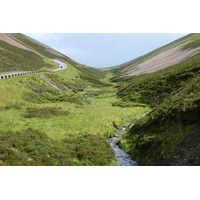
109,122,138,166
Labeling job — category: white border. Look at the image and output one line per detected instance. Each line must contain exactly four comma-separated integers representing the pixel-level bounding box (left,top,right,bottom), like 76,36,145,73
1,167,199,200
1,0,200,33
1,0,200,199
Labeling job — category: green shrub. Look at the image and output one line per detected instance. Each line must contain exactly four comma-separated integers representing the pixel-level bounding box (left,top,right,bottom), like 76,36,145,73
112,101,147,107
23,107,70,118
0,102,24,110
0,129,115,166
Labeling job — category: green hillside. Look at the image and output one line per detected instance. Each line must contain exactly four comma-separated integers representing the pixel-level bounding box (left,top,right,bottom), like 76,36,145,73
0,39,54,72
116,52,200,165
11,33,80,66
0,33,107,87
11,33,107,83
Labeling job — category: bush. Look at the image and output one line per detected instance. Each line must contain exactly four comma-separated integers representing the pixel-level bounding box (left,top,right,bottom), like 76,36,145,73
112,101,147,107
23,107,70,118
0,129,115,166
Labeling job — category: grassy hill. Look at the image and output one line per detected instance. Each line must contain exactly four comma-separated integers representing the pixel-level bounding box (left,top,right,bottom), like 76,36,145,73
0,33,107,87
116,51,200,166
103,33,200,81
0,39,53,72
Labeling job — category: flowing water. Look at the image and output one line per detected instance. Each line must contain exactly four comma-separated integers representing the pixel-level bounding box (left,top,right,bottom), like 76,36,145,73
109,123,138,166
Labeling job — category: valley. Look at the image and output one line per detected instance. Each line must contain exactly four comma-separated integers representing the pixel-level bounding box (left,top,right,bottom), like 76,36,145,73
0,33,200,166
0,70,149,165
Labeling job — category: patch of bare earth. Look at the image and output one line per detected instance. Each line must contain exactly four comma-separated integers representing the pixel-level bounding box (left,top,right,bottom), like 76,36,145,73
125,44,200,76
0,33,33,51
0,33,44,57
0,34,64,58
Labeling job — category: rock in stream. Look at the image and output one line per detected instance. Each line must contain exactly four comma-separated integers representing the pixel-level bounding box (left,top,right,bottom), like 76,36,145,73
109,123,138,166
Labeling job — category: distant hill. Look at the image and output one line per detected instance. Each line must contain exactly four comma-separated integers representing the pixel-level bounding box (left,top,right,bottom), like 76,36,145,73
103,33,200,81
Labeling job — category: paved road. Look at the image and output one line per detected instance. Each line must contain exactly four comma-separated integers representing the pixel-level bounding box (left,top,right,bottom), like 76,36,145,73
39,59,68,72
0,59,68,80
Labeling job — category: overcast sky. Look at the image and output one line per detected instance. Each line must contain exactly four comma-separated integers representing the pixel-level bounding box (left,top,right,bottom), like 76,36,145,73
25,33,187,68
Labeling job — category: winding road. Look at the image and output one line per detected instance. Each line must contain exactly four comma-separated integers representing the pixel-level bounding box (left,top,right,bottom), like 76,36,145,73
0,59,67,80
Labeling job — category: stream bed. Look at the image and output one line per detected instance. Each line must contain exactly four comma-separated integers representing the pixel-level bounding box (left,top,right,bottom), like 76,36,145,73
109,123,138,166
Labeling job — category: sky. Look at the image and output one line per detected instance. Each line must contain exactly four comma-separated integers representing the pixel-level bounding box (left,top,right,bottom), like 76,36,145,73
25,33,188,68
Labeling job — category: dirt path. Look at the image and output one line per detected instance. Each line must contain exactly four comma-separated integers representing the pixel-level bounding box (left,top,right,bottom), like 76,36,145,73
37,73,63,94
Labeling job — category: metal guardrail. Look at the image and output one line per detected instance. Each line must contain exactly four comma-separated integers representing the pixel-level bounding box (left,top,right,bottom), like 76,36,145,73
0,71,38,80
0,60,67,80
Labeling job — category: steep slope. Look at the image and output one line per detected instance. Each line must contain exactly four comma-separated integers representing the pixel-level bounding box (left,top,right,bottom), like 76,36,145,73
0,38,50,72
116,50,200,166
104,33,200,81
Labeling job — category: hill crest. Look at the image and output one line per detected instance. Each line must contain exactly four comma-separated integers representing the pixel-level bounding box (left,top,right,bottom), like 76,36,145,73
103,33,200,80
